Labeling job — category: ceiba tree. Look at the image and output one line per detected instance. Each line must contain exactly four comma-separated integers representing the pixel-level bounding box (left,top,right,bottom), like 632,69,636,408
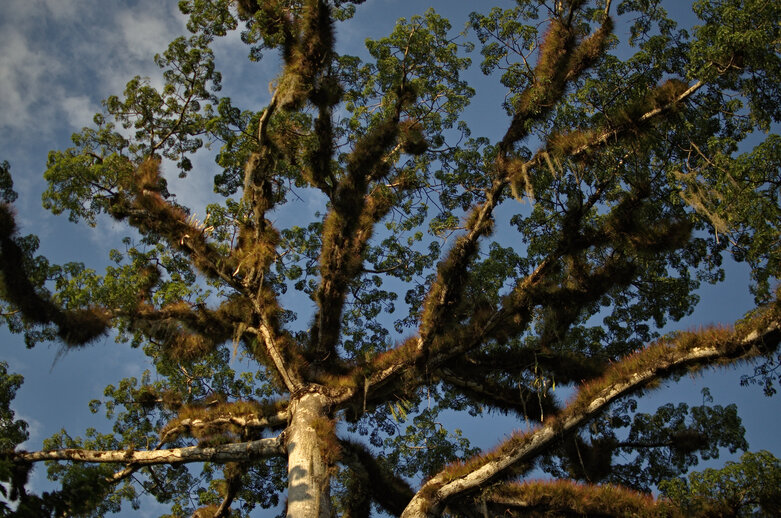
1,0,780,516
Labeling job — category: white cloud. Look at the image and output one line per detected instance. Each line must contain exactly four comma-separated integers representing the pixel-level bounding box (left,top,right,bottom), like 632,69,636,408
0,29,63,130
162,152,224,215
41,0,88,20
85,216,131,249
115,9,179,63
60,94,97,130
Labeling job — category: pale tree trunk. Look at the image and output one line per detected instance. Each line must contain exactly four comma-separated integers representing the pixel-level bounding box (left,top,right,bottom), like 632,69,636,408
286,391,331,518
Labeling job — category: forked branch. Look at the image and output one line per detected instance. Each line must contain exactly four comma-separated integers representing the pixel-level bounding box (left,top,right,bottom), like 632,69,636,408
402,305,781,517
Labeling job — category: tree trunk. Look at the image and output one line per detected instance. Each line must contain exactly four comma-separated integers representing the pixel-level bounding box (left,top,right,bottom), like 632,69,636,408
286,391,331,518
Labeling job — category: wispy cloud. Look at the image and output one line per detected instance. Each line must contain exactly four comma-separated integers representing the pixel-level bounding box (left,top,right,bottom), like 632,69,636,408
115,4,187,63
0,27,64,131
60,95,98,131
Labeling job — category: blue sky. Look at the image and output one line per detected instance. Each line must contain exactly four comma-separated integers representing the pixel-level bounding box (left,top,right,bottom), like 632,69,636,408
0,0,778,515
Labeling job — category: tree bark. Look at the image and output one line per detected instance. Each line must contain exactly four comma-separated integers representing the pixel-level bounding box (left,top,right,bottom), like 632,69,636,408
9,436,284,465
286,390,332,518
401,318,781,517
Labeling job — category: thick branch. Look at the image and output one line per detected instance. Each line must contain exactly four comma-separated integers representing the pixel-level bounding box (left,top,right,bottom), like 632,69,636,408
527,80,705,172
309,100,410,364
110,159,239,290
0,204,109,346
158,407,289,447
437,367,559,422
128,299,245,361
340,439,415,517
249,323,303,392
455,348,605,386
330,257,557,413
573,80,704,156
455,479,661,518
415,5,614,362
9,436,285,467
402,308,781,517
214,462,244,518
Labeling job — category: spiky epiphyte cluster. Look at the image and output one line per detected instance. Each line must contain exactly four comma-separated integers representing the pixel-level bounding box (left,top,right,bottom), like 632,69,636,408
109,158,232,283
472,479,662,517
160,399,282,446
501,10,612,152
275,0,337,110
0,204,109,346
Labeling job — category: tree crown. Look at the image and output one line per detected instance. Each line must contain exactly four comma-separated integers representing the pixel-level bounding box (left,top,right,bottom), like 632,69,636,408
0,0,780,516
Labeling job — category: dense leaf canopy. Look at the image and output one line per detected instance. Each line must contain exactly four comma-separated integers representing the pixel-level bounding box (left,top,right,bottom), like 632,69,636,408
0,0,780,516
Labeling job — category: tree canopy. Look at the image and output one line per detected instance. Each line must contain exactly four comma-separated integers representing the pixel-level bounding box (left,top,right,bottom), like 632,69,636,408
1,0,780,516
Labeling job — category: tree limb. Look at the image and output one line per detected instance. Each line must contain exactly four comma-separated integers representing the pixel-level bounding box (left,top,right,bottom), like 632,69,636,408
0,204,109,346
8,436,285,467
309,92,413,365
248,323,303,392
110,159,241,290
340,439,415,517
452,479,661,517
158,408,289,447
401,306,781,517
437,366,559,422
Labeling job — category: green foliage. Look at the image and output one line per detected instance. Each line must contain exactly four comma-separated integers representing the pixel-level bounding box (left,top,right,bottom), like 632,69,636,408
0,362,27,453
660,450,781,517
383,408,480,480
0,362,28,513
1,0,780,515
0,161,18,205
542,390,749,492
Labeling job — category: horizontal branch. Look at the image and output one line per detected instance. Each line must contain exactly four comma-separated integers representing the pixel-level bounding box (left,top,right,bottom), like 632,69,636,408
456,479,660,517
572,80,704,157
519,79,705,176
402,307,781,517
9,436,285,467
158,408,289,447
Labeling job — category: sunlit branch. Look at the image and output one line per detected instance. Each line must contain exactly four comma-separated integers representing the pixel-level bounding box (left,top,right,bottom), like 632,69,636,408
107,465,138,484
309,93,412,365
522,80,706,175
340,253,557,414
110,159,240,290
248,323,303,392
402,308,781,517
158,408,289,447
417,5,614,362
9,436,285,467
